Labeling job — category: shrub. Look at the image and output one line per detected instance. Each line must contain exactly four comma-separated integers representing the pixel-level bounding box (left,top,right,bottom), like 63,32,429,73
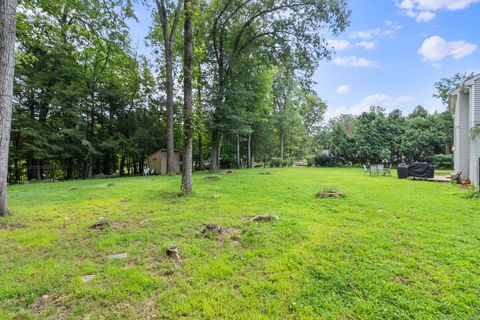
282,159,294,167
429,154,453,170
314,151,336,167
306,156,315,167
269,157,282,167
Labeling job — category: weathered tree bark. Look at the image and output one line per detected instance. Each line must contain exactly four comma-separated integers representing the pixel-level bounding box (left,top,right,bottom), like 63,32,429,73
198,133,204,170
210,129,221,172
180,0,193,195
155,0,182,175
0,0,16,216
164,43,175,174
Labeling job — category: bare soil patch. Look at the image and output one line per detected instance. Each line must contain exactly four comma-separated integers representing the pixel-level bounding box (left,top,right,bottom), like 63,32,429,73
0,222,26,230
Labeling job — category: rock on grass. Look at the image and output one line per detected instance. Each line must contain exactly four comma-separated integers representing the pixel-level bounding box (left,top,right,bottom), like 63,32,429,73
82,274,96,283
107,253,128,259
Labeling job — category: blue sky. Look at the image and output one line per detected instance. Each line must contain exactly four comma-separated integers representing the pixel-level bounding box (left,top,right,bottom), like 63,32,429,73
128,0,480,119
315,0,480,119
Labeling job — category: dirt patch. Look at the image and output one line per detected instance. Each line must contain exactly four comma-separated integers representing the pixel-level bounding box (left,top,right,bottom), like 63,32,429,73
201,223,223,236
258,172,272,175
88,220,110,230
200,223,243,243
32,294,69,317
218,228,242,243
0,222,26,230
250,215,279,222
110,221,133,229
224,170,235,175
205,175,220,180
316,190,344,199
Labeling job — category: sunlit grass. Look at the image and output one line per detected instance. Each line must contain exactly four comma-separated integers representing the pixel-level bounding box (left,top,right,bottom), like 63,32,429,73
1,168,479,319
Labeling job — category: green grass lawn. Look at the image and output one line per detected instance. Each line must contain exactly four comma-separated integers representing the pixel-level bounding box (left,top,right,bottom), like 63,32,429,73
1,168,479,319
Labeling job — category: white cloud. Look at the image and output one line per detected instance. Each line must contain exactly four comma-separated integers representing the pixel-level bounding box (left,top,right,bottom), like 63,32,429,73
350,29,382,40
336,85,351,94
326,94,415,119
418,36,477,62
327,39,376,51
331,56,380,68
385,20,403,30
356,41,376,50
327,39,351,51
415,10,436,22
396,0,480,22
350,21,402,40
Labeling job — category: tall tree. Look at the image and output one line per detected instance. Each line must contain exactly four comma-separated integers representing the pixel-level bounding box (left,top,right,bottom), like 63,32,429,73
272,70,298,160
206,0,350,172
154,0,182,174
181,0,193,195
0,0,17,216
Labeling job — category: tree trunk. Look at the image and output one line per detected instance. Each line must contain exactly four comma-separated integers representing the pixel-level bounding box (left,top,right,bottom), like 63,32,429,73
210,130,221,173
119,153,125,176
66,158,73,180
198,133,204,170
280,130,284,160
236,138,241,168
156,0,182,175
36,159,41,181
165,46,176,175
0,0,16,216
247,132,252,168
180,0,193,195
14,159,19,182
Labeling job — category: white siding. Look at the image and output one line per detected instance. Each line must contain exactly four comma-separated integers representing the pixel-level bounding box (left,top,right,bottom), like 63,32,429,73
475,79,480,125
458,92,470,178
470,137,480,186
470,137,477,185
454,94,460,172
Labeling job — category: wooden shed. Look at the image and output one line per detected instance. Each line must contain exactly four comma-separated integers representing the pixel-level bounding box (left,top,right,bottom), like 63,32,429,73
147,149,181,175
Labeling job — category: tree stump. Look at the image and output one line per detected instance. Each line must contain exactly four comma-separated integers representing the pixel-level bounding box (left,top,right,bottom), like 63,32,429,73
166,247,180,259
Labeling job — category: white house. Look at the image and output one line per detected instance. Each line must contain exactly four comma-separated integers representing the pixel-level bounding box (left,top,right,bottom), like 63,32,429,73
449,73,480,187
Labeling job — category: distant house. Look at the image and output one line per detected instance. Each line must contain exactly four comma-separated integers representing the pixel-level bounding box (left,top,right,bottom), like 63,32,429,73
449,73,480,187
147,149,181,175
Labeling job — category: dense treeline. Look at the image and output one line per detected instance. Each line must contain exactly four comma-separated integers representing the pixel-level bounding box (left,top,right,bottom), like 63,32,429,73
4,0,458,186
314,106,453,168
7,0,350,182
12,0,163,180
